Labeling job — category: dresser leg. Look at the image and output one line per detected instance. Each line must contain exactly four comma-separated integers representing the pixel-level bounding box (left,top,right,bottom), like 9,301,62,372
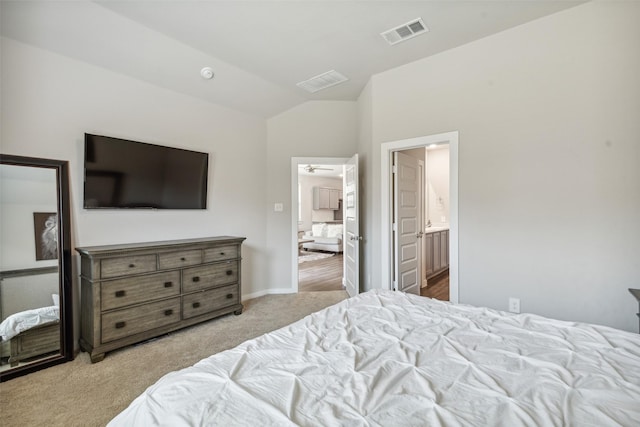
90,352,105,363
234,305,244,315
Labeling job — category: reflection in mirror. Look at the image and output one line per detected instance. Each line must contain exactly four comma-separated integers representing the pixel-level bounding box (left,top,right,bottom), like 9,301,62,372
0,155,73,381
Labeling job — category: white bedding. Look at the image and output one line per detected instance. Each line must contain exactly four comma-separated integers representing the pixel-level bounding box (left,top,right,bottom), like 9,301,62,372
110,290,640,426
0,305,59,341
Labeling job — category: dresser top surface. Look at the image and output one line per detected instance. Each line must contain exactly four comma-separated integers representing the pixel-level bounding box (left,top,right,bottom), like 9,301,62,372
76,236,245,256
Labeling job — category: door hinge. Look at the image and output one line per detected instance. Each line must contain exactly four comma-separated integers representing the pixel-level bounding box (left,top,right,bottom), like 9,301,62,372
392,165,397,174
393,280,398,291
392,223,397,231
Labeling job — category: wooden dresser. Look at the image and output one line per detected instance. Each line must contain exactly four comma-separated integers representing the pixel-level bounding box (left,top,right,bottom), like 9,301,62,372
76,236,245,362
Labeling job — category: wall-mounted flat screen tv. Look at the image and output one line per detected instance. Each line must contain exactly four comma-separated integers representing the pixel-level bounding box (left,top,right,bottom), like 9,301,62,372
84,133,208,209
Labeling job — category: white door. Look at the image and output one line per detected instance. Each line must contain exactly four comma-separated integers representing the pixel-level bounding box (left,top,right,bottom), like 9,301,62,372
418,161,426,288
393,151,421,295
343,154,360,297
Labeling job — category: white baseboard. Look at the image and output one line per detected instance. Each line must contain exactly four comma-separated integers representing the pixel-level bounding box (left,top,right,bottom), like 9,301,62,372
242,287,296,301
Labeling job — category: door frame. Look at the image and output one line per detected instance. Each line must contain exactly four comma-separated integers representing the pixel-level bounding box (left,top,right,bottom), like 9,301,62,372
380,131,459,303
291,156,350,293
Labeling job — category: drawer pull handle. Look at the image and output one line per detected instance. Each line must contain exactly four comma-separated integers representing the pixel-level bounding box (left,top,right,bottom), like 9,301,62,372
192,276,200,282
115,290,126,298
181,257,186,261
192,302,201,308
226,293,234,299
128,264,135,268
164,281,173,288
164,309,173,316
220,252,225,256
115,321,126,329
226,270,233,276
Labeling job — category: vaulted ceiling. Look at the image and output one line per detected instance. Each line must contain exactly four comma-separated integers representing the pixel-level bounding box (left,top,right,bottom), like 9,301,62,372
1,1,584,118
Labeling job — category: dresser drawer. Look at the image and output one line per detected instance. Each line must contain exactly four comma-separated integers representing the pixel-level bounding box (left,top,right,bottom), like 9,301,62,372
101,271,180,311
203,245,238,263
183,284,239,319
183,262,238,293
158,249,202,270
101,255,157,279
101,298,181,343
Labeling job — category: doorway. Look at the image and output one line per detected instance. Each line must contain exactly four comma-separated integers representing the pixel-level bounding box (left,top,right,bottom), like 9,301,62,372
381,131,459,303
291,157,351,294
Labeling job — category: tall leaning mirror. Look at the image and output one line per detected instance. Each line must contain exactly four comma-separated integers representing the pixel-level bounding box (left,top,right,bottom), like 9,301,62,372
0,154,73,382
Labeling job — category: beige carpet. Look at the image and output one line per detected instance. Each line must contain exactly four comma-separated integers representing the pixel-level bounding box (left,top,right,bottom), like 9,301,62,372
0,291,347,427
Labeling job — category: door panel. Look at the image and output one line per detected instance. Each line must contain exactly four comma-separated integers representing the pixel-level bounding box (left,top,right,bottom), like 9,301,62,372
393,152,421,295
343,154,360,297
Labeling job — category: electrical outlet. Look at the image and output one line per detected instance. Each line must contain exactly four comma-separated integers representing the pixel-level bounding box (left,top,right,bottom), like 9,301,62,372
508,297,520,314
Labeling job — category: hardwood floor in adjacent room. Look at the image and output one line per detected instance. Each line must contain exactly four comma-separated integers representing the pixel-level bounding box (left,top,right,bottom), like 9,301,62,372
298,252,447,297
420,269,450,301
298,252,344,292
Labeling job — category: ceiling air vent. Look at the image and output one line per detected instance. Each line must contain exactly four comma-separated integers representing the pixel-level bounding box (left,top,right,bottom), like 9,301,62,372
381,18,428,45
296,70,349,93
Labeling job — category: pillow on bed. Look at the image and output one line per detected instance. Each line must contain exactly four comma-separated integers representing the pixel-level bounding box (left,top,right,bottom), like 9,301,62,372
52,294,60,307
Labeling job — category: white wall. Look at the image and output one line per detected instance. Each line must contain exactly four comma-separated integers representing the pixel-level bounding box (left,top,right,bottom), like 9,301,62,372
365,1,640,331
1,38,270,305
426,147,450,226
266,101,358,292
356,80,374,292
0,166,58,269
0,166,59,317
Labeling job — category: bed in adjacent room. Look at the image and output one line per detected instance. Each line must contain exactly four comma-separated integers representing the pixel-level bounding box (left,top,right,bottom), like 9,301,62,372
109,290,640,426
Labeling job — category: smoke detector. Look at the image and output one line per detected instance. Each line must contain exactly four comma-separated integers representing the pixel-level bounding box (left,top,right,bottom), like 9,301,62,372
296,70,349,93
381,18,428,45
200,67,214,80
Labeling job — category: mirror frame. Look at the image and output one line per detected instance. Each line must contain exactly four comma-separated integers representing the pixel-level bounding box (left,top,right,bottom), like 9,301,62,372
0,154,74,382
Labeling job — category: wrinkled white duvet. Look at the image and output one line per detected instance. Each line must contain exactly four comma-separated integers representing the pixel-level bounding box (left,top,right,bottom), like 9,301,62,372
0,305,59,341
110,290,640,426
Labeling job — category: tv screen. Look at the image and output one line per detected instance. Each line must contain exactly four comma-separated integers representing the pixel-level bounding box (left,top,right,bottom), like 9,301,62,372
84,134,208,209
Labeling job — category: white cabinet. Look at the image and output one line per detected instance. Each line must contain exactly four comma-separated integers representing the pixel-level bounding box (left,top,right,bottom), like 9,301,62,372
329,188,341,210
313,187,341,210
425,229,449,279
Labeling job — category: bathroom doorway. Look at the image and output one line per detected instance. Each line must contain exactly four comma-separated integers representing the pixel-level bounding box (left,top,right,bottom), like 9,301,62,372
381,131,459,303
393,145,450,301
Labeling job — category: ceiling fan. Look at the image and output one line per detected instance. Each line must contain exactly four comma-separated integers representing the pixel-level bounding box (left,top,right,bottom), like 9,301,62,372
302,164,333,173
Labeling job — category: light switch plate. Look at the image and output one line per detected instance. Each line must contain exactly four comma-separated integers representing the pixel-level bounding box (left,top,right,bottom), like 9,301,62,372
274,203,283,212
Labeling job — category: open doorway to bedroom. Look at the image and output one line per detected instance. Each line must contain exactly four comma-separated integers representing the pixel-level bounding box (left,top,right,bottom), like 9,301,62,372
292,158,349,293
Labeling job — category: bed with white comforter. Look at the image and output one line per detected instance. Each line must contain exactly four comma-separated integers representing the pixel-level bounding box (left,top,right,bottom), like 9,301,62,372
0,305,59,341
110,290,640,426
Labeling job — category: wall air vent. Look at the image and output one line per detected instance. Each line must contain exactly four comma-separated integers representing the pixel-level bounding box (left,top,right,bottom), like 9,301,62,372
296,70,349,93
381,18,428,45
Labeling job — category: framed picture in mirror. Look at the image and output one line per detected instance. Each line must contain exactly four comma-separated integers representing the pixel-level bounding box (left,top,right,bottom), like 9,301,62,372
33,212,58,260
